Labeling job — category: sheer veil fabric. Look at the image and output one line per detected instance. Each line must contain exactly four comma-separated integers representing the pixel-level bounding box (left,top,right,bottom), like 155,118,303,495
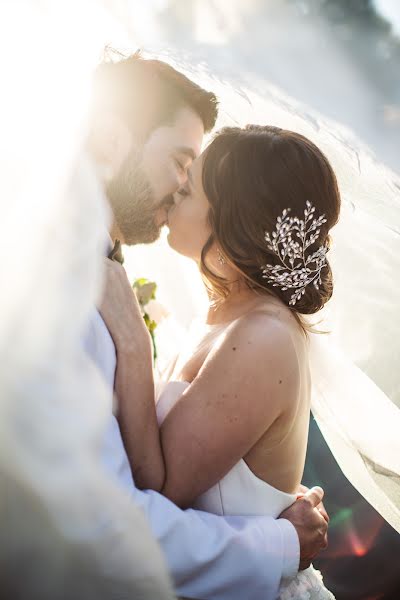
121,36,400,533
0,3,174,598
0,1,399,598
122,44,400,531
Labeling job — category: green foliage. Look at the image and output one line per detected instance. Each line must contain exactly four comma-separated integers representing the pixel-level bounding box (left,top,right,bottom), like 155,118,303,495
133,278,158,362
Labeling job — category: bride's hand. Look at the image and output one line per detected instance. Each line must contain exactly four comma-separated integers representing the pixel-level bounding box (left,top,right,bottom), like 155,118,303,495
280,486,328,570
99,258,152,356
297,484,329,523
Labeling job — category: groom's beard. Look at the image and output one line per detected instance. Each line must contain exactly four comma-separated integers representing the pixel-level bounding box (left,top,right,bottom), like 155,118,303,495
106,149,164,246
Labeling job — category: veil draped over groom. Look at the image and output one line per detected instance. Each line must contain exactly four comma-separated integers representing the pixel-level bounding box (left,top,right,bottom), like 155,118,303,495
0,1,399,598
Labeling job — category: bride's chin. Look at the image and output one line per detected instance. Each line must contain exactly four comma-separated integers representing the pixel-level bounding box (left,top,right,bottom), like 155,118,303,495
166,229,179,252
166,230,192,259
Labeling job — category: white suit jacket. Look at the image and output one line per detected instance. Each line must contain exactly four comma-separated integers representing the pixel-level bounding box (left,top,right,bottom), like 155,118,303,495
83,310,299,600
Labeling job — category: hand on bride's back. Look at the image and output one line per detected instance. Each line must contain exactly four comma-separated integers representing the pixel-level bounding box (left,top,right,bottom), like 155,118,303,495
279,486,328,570
99,258,151,354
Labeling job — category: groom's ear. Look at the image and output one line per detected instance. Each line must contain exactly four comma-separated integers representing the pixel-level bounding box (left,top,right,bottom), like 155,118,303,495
88,113,134,180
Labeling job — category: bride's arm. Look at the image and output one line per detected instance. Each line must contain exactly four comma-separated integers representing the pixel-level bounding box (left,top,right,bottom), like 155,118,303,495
100,259,299,506
157,314,299,507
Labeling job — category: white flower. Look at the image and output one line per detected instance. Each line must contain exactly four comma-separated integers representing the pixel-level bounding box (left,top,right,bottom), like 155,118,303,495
145,299,169,326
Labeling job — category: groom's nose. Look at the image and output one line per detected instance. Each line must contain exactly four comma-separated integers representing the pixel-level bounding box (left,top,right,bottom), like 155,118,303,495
176,168,188,189
166,162,189,198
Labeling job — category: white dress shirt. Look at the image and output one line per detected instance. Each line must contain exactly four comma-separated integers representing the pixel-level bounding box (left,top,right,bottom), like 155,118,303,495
83,309,300,600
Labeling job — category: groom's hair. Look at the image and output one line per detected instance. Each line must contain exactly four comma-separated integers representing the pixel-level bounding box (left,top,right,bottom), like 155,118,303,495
91,48,218,140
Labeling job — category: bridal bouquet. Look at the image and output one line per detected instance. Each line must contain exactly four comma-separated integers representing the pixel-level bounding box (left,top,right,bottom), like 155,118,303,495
108,242,166,362
133,278,168,362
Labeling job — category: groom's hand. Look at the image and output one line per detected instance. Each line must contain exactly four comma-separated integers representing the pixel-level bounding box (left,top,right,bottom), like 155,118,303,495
279,486,328,570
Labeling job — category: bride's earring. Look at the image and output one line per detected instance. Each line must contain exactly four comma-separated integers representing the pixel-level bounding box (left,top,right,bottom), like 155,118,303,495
217,247,226,266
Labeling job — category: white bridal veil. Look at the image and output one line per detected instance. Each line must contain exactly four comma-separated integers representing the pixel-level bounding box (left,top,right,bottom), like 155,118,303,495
0,0,399,596
125,51,400,532
124,48,400,533
0,2,174,598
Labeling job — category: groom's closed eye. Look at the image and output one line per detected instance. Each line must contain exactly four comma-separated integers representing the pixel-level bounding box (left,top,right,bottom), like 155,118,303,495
175,146,196,162
173,146,196,173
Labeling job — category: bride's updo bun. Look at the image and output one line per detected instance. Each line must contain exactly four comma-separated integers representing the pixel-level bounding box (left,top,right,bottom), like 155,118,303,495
201,125,341,316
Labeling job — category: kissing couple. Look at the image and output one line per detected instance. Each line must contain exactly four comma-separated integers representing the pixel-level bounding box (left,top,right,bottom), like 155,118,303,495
85,50,334,600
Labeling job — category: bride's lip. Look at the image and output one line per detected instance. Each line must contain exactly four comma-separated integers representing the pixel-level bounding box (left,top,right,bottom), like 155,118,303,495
161,211,170,226
157,216,169,228
165,210,174,227
155,206,170,227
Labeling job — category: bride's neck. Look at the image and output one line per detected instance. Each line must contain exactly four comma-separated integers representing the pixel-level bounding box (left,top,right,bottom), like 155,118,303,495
206,281,263,326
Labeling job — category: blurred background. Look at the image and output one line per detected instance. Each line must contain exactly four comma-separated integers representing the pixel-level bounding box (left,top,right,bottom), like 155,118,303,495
117,0,400,174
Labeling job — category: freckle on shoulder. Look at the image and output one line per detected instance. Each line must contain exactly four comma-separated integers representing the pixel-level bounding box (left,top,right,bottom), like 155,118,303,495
229,310,298,362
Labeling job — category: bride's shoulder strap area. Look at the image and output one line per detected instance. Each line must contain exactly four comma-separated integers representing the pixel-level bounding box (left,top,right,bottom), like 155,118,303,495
206,311,301,406
221,310,299,360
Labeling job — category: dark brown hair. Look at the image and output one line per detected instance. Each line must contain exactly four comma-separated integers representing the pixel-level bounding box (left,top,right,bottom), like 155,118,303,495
200,125,341,319
91,49,218,140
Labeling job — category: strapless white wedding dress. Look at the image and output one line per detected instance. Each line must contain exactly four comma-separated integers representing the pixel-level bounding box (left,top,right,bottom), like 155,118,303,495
157,381,335,600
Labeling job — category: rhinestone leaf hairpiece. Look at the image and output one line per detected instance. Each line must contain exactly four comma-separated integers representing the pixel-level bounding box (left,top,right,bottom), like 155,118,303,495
261,201,328,306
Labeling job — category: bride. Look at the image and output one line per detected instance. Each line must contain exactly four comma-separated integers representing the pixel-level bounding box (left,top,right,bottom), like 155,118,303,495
100,124,338,598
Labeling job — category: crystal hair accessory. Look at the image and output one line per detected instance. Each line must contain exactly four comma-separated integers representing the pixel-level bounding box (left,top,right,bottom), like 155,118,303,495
261,201,328,306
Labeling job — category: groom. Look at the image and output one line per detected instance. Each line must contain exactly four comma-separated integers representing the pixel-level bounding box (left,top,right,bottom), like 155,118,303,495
84,50,328,600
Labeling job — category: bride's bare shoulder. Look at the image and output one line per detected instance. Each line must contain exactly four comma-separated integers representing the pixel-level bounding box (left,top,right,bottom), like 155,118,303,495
213,307,302,383
225,302,302,351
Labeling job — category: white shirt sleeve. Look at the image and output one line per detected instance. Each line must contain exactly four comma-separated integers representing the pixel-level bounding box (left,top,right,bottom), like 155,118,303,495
84,311,300,599
129,482,300,600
